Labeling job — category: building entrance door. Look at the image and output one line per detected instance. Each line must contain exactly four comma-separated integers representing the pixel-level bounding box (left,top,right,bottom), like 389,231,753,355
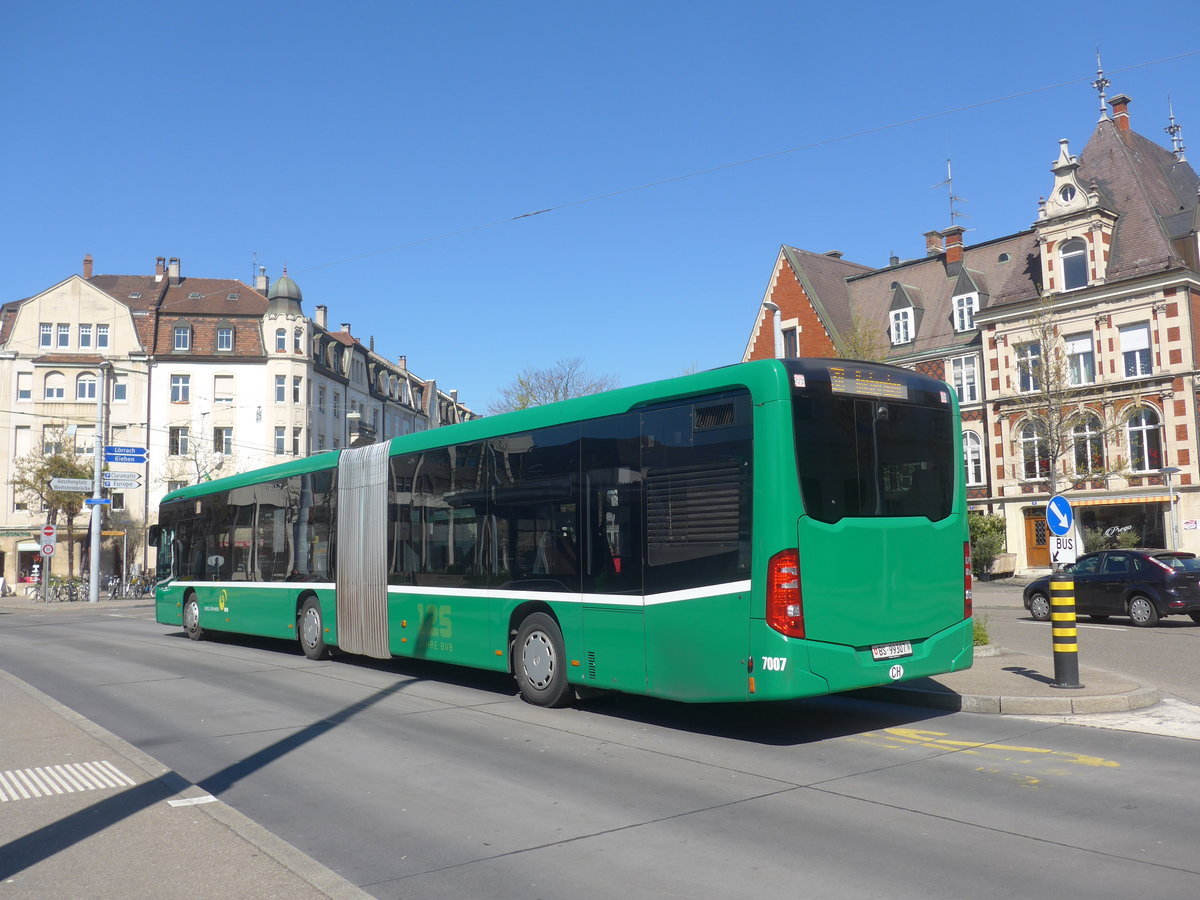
1024,507,1050,568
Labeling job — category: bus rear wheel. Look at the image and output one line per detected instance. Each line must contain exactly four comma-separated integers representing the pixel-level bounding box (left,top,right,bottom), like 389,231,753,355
298,597,329,660
514,613,574,708
183,594,204,641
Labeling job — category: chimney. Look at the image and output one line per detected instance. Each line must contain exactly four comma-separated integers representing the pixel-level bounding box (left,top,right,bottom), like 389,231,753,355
255,266,269,294
398,355,407,370
942,226,966,265
924,230,943,257
450,389,458,403
315,304,328,329
824,250,844,259
168,257,181,286
155,257,166,280
1110,93,1131,131
82,254,93,279
889,252,900,267
341,322,351,335
369,335,375,352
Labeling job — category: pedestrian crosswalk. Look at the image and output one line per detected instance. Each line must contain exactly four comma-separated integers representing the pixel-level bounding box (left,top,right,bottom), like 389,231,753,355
0,760,135,801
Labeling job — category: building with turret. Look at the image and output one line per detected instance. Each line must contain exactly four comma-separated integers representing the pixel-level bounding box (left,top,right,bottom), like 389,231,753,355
0,256,474,590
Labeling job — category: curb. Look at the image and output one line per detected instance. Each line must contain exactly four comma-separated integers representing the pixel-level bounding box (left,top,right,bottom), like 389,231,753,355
857,683,1162,715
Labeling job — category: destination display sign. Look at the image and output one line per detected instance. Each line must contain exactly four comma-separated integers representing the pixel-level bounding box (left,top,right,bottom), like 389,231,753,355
827,365,910,400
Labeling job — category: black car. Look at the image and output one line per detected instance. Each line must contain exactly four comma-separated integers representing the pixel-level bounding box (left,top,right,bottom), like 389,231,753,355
1023,549,1200,627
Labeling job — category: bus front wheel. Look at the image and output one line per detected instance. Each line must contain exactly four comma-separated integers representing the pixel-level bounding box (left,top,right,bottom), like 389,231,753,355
514,613,574,708
183,595,204,641
299,597,329,660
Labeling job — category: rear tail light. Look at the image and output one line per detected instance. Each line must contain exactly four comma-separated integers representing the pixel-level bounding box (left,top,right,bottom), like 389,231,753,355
964,541,973,619
766,549,804,638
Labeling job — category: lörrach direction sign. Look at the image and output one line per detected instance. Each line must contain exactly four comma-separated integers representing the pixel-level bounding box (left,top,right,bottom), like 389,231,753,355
104,445,148,464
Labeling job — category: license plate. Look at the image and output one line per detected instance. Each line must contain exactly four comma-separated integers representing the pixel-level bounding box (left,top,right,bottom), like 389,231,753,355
871,641,912,661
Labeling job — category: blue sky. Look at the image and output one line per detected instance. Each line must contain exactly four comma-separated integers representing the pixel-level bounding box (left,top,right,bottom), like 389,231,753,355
4,1,1198,412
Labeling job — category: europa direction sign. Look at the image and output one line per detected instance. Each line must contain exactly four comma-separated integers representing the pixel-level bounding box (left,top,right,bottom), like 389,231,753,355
49,477,94,492
104,445,148,464
102,472,143,488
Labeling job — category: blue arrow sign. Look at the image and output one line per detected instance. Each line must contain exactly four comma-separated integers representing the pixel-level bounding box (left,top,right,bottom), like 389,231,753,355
1046,496,1074,537
105,452,147,464
105,445,146,455
84,498,112,506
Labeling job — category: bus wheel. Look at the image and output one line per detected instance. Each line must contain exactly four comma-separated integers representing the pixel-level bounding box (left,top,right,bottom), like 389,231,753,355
298,597,329,660
514,613,574,708
183,594,204,641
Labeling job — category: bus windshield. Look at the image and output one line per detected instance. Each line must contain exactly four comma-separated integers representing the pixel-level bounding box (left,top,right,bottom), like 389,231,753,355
791,364,954,523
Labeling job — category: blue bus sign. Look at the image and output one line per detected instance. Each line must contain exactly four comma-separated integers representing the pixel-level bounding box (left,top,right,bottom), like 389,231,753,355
1046,496,1074,537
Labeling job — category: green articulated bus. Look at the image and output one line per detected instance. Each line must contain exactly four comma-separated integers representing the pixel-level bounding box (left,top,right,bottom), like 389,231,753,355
152,358,973,706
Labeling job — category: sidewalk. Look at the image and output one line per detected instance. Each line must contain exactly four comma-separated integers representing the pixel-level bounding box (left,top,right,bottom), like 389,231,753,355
0,601,369,898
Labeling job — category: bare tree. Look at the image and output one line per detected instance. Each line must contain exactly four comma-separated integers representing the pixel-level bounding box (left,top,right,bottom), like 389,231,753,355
10,425,95,579
488,358,619,414
838,311,889,362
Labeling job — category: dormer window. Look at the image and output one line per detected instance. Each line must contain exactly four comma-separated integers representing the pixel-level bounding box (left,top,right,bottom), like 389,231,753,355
1060,238,1088,290
173,324,192,351
890,308,913,345
953,294,978,332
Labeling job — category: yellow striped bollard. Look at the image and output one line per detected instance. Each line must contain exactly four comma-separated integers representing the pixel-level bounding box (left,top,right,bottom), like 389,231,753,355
1050,574,1083,688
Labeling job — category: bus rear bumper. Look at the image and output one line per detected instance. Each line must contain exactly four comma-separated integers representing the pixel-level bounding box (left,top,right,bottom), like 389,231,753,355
804,618,974,695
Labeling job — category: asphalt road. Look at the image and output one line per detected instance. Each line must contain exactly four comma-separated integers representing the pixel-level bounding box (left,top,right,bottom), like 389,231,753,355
974,579,1200,704
2,604,1199,899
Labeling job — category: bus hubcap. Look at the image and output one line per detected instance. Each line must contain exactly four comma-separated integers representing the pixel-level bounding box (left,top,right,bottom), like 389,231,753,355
522,632,554,688
302,609,320,646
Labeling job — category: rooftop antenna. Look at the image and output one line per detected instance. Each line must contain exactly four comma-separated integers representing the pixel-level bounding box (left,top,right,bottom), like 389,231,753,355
1091,49,1111,122
1166,96,1187,162
251,250,262,283
932,159,968,227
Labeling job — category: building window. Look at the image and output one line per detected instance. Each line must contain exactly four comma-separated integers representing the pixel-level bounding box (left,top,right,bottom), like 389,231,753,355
44,372,65,400
333,392,341,418
174,325,191,350
213,427,233,455
168,480,187,493
76,374,97,401
111,492,125,512
1065,333,1095,386
949,355,978,403
275,375,286,402
318,385,326,414
1061,238,1088,290
294,328,303,354
275,426,286,454
79,324,92,348
96,324,109,348
953,294,978,332
292,427,302,456
1072,414,1104,475
74,427,94,454
275,328,286,352
890,308,912,345
43,428,62,455
214,375,234,403
17,372,31,401
169,427,190,456
782,328,799,358
217,327,233,351
1020,422,1049,480
39,323,52,349
318,433,326,451
1016,342,1042,393
963,431,984,486
292,376,302,404
1120,323,1152,377
1126,408,1162,473
113,378,128,402
170,374,190,403
57,324,70,348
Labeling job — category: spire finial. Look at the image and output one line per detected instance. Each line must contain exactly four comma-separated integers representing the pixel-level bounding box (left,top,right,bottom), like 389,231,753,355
1166,95,1187,162
1091,49,1111,123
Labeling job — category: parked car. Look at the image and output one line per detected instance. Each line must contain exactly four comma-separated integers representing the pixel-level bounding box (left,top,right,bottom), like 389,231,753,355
1023,549,1200,627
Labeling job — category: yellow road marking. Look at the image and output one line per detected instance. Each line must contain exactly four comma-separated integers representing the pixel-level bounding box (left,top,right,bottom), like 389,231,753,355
866,728,1119,768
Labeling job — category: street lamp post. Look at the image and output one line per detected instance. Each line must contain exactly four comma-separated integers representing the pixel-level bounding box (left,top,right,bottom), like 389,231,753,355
1160,466,1181,550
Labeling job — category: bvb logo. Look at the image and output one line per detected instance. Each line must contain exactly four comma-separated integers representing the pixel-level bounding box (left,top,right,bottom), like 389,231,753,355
218,589,228,612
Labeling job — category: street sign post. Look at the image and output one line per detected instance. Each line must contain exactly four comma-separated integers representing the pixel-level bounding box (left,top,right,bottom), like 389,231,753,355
40,543,56,557
49,477,95,492
1046,496,1074,537
104,445,148,464
101,472,142,488
1051,531,1079,566
41,524,57,544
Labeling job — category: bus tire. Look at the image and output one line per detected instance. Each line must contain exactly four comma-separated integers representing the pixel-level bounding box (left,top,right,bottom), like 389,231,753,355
514,613,574,708
298,597,329,660
183,594,204,641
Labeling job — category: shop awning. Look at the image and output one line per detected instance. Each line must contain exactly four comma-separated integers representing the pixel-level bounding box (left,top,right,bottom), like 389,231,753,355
1071,495,1173,506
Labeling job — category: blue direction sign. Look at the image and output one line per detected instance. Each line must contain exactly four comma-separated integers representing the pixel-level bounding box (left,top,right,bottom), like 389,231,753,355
84,498,112,506
104,445,148,464
1046,495,1074,537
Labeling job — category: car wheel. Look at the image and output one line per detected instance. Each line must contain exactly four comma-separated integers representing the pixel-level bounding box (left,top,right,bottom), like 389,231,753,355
514,612,574,708
1127,594,1160,627
183,594,204,641
1027,592,1050,621
298,597,329,660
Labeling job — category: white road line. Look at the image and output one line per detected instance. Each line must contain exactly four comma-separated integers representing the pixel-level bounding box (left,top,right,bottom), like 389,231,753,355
0,761,135,802
168,794,218,807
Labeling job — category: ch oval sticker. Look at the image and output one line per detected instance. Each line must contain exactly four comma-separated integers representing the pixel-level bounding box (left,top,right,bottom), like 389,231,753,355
889,664,905,681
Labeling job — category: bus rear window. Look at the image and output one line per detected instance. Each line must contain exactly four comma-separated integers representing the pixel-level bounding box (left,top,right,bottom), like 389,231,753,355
793,394,953,522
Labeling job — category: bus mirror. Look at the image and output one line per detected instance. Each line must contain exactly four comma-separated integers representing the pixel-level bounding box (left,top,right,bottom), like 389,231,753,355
147,525,161,545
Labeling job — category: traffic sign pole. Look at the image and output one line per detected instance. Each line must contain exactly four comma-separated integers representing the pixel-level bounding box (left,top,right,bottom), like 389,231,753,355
1044,495,1084,689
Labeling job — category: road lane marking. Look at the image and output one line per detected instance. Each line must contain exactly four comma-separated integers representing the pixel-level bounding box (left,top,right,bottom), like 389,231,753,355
168,794,218,807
